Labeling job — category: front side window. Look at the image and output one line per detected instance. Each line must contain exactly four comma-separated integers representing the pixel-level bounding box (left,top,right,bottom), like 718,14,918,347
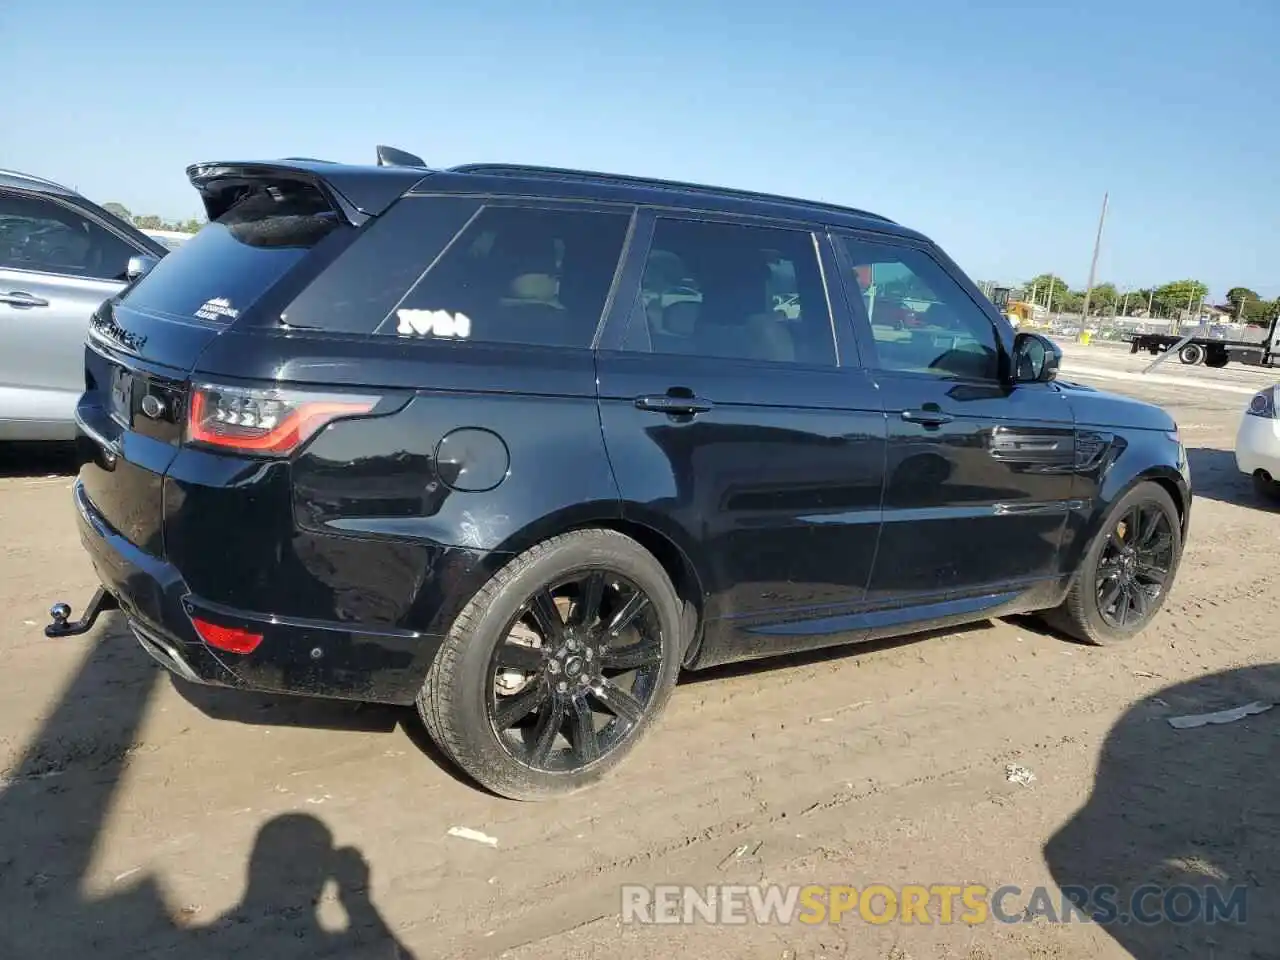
839,237,1000,380
0,193,138,281
383,204,631,349
630,217,835,366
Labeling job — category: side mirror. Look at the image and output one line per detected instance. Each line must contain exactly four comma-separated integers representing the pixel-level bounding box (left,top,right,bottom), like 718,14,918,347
1011,331,1061,383
126,255,160,282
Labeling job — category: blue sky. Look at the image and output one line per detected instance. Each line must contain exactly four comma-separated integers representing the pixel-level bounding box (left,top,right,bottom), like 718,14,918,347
4,0,1275,299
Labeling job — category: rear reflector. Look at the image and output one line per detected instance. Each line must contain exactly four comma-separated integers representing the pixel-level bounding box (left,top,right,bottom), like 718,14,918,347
191,616,263,654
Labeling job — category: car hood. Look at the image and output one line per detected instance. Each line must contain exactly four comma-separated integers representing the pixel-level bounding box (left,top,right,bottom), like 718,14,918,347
1056,379,1177,432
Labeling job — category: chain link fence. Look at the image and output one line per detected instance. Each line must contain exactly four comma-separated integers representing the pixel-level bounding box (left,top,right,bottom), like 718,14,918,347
1015,313,1268,346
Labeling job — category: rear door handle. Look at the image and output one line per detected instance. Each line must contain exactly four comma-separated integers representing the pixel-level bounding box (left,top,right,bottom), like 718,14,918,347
901,408,953,426
0,291,50,308
635,394,714,416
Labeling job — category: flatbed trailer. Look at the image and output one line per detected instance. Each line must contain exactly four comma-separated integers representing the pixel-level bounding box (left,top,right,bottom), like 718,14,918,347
1127,316,1280,368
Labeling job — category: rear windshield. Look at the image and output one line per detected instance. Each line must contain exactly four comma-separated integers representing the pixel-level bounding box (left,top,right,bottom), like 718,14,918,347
120,184,347,324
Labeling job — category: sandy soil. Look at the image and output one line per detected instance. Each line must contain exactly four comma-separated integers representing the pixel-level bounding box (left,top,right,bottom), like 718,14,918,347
0,353,1275,960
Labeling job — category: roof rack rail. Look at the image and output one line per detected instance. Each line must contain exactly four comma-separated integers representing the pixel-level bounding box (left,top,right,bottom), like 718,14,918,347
376,145,428,168
0,167,77,194
449,163,893,224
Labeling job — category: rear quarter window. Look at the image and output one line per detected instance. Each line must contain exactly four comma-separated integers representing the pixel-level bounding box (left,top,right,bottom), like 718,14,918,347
281,195,483,334
373,202,633,349
121,185,348,324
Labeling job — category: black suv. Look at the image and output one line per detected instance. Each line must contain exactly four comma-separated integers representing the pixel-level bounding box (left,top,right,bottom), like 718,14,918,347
52,148,1191,800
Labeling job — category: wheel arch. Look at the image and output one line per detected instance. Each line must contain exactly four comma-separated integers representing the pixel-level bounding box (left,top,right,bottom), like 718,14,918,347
1062,453,1190,580
1087,463,1189,554
491,504,708,662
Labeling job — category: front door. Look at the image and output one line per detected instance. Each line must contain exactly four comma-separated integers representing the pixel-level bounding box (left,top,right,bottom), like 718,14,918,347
596,212,887,665
832,232,1077,608
0,190,137,433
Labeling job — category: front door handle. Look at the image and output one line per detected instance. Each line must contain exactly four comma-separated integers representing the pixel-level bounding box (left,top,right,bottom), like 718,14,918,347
901,408,953,426
0,291,50,308
635,394,714,416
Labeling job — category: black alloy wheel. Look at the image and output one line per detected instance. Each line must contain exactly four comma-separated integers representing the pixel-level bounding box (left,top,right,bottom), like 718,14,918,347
417,528,684,800
1094,502,1175,629
1042,481,1183,646
487,570,665,773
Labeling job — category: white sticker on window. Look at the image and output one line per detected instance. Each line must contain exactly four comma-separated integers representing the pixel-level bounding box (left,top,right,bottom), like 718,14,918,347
194,297,239,322
397,309,472,339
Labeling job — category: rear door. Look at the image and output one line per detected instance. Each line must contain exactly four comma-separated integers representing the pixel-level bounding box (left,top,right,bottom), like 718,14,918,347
0,190,145,436
595,210,887,666
831,232,1077,609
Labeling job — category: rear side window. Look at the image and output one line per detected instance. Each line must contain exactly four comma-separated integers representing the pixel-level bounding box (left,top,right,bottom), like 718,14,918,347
121,183,347,323
623,217,836,366
380,204,632,349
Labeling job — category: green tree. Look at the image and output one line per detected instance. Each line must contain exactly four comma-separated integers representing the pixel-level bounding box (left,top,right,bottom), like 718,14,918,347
1243,298,1279,326
133,214,165,230
1117,288,1152,316
1153,279,1209,318
102,202,132,222
1057,290,1084,314
1084,282,1118,315
1225,286,1260,319
1024,273,1069,307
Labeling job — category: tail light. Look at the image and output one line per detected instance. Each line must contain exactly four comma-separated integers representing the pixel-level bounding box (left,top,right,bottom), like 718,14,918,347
1247,387,1277,419
186,382,378,456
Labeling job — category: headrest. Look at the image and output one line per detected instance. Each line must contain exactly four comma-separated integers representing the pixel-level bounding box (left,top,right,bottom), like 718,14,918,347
665,300,699,336
508,273,559,303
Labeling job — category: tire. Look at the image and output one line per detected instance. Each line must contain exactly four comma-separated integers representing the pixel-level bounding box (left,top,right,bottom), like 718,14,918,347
1253,472,1280,502
417,529,683,800
1045,482,1182,646
1204,351,1228,369
1178,344,1204,365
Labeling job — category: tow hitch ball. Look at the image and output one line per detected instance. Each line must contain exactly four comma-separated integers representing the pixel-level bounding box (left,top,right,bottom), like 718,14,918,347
45,586,119,638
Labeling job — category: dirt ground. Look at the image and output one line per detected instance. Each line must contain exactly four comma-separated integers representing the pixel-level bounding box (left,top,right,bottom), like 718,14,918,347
1,345,1277,960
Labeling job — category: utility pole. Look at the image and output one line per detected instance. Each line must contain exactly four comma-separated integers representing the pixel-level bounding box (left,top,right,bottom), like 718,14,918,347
1046,276,1056,314
1121,288,1131,317
1076,192,1109,340
1147,287,1155,317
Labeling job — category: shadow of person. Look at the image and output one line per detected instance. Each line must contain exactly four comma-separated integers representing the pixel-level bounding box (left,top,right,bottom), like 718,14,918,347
1045,664,1279,958
193,813,417,959
0,612,415,959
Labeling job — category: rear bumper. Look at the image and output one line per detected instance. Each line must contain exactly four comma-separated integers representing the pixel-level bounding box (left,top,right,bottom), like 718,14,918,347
1235,414,1280,479
74,480,447,704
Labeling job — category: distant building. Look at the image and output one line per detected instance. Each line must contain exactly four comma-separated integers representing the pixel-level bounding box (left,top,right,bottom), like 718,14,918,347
1195,304,1232,322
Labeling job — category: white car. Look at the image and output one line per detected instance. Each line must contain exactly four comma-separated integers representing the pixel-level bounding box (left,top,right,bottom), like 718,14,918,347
140,228,192,250
1235,385,1280,498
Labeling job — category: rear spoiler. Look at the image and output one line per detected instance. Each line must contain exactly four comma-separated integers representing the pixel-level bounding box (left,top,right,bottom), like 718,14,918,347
186,147,431,224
